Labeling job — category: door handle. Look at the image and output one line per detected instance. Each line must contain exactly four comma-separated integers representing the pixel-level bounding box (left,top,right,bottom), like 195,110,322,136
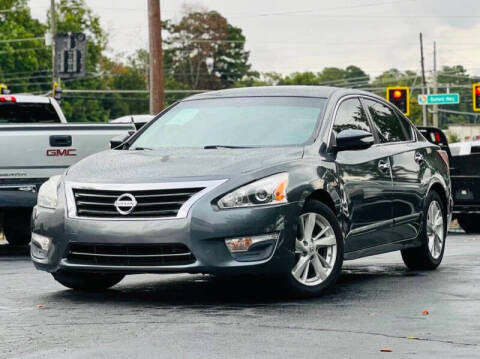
378,160,390,173
49,135,72,147
414,152,424,164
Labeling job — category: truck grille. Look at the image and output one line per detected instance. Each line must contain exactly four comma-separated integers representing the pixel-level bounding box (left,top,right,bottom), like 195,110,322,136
72,187,205,219
66,243,196,267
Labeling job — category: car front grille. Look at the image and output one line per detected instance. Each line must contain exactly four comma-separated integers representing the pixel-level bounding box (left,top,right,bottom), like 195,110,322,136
72,187,205,219
66,243,196,267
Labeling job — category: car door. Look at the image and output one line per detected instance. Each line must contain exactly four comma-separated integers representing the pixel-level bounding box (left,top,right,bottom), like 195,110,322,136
363,99,424,242
333,97,394,253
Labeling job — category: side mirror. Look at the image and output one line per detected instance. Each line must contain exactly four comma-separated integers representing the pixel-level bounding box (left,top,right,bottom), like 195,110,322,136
110,132,134,149
335,129,374,151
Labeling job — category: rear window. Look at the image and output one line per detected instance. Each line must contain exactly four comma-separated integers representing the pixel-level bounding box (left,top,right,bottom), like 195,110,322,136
0,103,61,124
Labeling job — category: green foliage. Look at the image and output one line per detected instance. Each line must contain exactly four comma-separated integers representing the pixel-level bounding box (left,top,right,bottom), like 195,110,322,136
0,0,50,92
164,10,251,90
447,131,460,144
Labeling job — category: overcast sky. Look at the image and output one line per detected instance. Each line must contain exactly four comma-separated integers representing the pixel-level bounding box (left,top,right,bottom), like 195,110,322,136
29,0,480,78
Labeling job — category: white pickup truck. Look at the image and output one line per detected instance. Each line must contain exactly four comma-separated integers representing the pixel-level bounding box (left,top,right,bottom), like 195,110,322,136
0,94,135,245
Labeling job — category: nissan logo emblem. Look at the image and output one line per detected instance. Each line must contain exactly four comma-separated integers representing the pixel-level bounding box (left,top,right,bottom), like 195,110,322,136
114,193,137,215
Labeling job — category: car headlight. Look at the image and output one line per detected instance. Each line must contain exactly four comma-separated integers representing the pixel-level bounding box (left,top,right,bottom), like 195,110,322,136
218,173,288,209
37,175,61,209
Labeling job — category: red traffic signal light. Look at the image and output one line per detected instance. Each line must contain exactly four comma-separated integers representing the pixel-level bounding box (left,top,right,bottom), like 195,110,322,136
393,90,403,99
386,87,410,116
474,83,480,112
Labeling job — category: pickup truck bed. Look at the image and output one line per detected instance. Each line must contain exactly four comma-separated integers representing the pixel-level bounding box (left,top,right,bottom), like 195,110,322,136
0,123,134,196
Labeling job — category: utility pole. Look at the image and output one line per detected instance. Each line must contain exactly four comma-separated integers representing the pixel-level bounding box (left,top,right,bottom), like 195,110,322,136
50,0,57,88
432,41,439,128
420,33,428,126
147,0,164,114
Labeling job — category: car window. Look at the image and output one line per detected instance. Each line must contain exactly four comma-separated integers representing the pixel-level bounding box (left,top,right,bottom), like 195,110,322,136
397,115,414,142
332,98,371,135
364,99,411,143
0,103,61,123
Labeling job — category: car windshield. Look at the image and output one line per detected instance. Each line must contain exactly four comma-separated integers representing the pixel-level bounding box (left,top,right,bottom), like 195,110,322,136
131,97,326,148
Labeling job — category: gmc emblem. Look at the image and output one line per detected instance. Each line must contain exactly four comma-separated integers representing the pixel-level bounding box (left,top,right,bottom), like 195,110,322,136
46,149,77,157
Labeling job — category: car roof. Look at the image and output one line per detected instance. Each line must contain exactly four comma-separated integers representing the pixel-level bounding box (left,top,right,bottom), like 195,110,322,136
184,85,378,101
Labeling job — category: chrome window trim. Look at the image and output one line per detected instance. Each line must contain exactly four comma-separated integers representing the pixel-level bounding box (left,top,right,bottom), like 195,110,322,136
64,179,228,221
326,94,417,149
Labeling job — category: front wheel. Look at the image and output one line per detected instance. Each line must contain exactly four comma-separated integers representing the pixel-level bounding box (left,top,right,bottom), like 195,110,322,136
284,200,344,297
401,191,446,270
52,271,125,291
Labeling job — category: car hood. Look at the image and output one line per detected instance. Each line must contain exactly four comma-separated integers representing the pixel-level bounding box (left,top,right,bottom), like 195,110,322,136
66,147,304,183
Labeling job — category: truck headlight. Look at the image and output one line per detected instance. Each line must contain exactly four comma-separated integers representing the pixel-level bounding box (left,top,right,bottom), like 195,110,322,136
218,173,288,209
37,175,61,209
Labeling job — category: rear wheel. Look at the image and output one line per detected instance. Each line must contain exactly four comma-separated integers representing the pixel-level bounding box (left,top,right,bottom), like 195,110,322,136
3,209,32,246
284,200,344,297
52,271,125,291
457,214,480,234
401,191,446,270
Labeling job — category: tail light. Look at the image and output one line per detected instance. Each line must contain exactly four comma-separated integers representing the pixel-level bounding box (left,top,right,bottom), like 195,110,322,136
0,95,16,102
438,150,449,172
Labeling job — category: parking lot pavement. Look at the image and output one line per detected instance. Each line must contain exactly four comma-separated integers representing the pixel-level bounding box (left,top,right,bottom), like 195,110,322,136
0,233,479,359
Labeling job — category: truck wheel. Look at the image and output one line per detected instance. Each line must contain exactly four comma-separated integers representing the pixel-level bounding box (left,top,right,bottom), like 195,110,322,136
52,271,125,291
457,214,480,234
401,191,446,270
3,209,32,246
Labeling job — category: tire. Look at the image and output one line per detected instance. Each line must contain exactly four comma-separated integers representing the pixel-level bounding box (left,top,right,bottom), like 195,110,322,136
284,200,344,298
3,209,32,246
52,271,125,291
401,191,446,270
457,214,480,234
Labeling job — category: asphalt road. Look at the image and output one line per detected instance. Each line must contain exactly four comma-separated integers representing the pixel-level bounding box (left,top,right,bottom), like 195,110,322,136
1,233,479,359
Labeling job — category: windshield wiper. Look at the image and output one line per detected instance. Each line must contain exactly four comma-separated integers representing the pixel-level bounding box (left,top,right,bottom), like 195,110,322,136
204,145,255,149
132,147,153,151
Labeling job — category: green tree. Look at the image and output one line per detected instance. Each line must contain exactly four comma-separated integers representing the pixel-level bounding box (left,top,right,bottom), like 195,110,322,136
164,10,251,90
0,0,50,92
371,69,422,124
436,65,474,128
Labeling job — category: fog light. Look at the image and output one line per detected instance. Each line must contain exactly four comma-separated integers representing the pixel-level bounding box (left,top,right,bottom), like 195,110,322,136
225,233,279,253
31,233,51,259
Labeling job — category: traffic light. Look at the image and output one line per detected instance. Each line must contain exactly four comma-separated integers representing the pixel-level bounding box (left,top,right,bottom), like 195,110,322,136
0,83,10,95
473,83,480,112
52,82,63,102
386,86,410,116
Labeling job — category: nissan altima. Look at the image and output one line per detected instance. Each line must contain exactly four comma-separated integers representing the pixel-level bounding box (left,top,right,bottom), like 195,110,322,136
31,86,452,297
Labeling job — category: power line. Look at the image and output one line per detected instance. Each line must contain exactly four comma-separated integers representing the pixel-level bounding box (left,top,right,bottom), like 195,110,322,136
0,47,48,55
0,37,44,44
228,0,414,18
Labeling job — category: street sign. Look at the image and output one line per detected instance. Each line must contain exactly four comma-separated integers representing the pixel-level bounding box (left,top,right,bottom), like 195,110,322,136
54,32,87,79
418,93,460,105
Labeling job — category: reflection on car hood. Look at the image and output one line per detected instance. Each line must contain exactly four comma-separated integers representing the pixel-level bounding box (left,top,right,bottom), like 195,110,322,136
66,147,304,183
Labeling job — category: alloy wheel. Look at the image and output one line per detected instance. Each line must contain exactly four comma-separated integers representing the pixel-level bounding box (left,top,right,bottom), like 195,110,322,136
292,212,337,286
427,200,444,259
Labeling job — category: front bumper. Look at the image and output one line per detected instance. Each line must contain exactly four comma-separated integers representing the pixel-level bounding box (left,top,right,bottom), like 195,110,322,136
31,198,302,276
0,185,42,208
